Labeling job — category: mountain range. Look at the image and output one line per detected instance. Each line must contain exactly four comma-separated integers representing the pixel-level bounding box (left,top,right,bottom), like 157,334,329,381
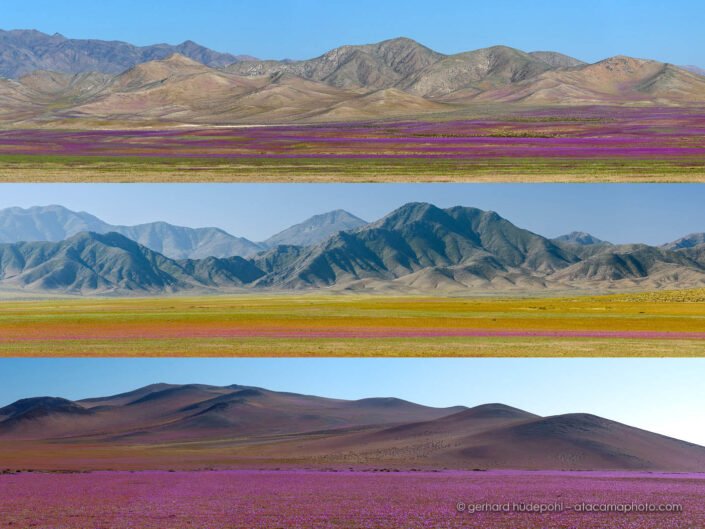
0,205,367,259
0,29,252,78
0,203,704,295
1,383,703,471
1,30,705,126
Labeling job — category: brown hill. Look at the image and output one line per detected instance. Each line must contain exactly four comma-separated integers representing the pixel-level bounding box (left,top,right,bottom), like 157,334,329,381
111,53,214,90
18,70,113,100
0,78,38,120
311,88,448,120
475,56,705,105
66,54,267,123
0,384,463,442
58,56,438,124
1,385,703,472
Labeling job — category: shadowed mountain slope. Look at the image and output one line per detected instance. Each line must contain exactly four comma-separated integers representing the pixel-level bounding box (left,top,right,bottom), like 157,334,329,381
0,232,264,294
257,203,582,289
663,233,705,250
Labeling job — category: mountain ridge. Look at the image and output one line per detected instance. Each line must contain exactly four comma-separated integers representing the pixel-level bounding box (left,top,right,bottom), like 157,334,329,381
662,233,705,250
1,383,703,472
1,203,704,295
2,31,704,126
0,205,367,260
0,29,246,78
263,209,368,248
553,232,610,246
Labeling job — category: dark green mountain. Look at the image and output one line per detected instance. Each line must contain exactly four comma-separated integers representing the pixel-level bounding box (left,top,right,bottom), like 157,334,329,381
259,203,580,288
0,232,263,294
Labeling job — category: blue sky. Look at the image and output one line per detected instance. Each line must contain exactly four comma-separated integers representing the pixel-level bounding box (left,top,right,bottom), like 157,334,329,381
4,0,704,65
0,184,702,245
1,358,703,445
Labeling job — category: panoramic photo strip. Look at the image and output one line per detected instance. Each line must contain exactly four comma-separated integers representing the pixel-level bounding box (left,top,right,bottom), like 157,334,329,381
2,1,704,528
0,183,704,357
0,0,704,181
1,358,704,528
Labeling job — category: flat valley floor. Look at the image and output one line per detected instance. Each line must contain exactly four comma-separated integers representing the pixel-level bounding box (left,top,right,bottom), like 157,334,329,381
1,107,704,182
2,290,705,356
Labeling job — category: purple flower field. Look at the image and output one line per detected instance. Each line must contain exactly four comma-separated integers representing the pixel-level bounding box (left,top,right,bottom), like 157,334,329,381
2,107,703,181
1,107,704,161
1,470,703,528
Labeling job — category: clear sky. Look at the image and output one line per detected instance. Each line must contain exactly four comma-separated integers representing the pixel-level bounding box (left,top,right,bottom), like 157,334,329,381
3,0,704,66
0,184,702,245
1,358,703,445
